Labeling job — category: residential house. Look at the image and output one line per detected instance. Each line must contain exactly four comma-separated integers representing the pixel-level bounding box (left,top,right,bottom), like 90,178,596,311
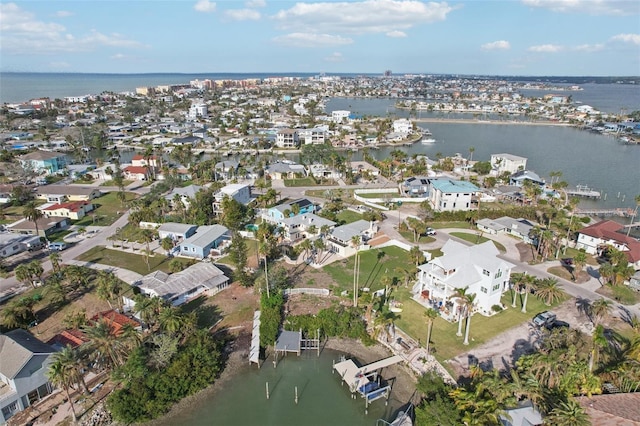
35,185,101,203
279,213,336,242
350,161,381,180
123,165,151,181
490,153,527,175
576,220,640,269
476,216,536,244
413,240,515,317
0,330,56,423
392,118,413,134
18,150,67,174
326,220,378,257
509,170,545,188
42,201,94,221
265,162,307,180
157,222,197,243
427,179,478,212
46,330,88,350
7,217,70,238
331,110,350,123
0,185,14,205
266,198,315,221
165,184,203,210
275,129,299,148
0,234,39,258
401,176,431,197
499,401,543,426
299,127,327,145
179,224,230,258
214,160,239,181
576,393,640,425
307,164,342,180
171,135,199,146
131,155,160,168
90,310,142,334
212,183,253,217
136,262,229,306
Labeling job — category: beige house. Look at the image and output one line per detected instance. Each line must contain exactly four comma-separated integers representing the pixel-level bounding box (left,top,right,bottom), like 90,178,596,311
42,201,94,220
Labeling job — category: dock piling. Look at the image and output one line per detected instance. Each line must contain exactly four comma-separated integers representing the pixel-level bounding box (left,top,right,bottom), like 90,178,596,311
295,386,298,404
266,382,269,400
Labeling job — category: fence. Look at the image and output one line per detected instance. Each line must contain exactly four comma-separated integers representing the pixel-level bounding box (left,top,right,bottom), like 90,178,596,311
283,288,330,297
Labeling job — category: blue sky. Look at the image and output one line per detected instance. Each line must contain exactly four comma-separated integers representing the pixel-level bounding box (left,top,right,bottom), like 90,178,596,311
1,0,638,76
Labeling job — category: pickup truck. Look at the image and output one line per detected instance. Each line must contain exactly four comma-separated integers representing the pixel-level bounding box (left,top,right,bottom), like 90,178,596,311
532,311,557,328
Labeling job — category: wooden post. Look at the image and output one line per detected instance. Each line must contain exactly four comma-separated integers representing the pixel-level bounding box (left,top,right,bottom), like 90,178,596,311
295,386,298,404
266,382,269,400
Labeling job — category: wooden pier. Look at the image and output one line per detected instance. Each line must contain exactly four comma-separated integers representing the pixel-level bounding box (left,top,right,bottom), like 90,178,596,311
576,208,634,218
566,185,601,199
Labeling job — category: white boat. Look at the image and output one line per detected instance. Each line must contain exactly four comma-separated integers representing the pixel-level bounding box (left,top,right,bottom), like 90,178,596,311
421,137,436,144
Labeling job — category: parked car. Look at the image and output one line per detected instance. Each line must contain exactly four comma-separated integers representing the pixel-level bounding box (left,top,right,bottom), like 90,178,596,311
545,320,570,330
533,311,557,328
26,240,45,251
47,242,67,251
426,228,437,236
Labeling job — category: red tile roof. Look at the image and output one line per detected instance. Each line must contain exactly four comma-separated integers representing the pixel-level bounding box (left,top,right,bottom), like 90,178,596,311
132,155,157,161
42,200,90,213
47,329,88,348
123,165,150,175
90,310,140,336
579,220,640,263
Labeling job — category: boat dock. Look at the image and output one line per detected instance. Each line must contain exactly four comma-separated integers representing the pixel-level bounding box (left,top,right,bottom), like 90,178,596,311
333,355,403,413
250,311,261,367
566,185,601,199
576,208,634,218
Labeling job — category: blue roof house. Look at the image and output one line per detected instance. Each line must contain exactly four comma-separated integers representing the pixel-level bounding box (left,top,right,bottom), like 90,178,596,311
180,224,230,258
266,198,315,221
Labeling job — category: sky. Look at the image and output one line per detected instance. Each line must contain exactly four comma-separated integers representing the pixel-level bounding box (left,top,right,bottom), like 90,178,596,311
0,0,639,76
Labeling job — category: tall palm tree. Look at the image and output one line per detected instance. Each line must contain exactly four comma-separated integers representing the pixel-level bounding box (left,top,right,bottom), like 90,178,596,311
96,271,123,310
14,263,34,287
520,274,537,313
589,324,608,372
46,359,78,422
590,298,612,326
140,228,156,271
452,287,469,337
49,251,62,274
546,399,590,426
351,235,361,307
82,318,126,369
159,307,183,336
23,201,43,237
424,308,439,354
462,293,477,345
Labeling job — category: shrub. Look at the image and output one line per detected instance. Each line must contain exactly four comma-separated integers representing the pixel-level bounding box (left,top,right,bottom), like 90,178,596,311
491,304,503,312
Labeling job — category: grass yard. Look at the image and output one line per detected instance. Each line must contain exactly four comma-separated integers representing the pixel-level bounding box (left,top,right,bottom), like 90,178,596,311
336,209,364,224
284,177,319,187
450,231,507,252
76,246,196,275
74,191,138,227
393,287,566,362
431,221,472,229
357,192,398,199
398,230,436,244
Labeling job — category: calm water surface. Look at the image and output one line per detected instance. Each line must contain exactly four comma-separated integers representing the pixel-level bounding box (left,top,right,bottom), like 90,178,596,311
155,349,403,426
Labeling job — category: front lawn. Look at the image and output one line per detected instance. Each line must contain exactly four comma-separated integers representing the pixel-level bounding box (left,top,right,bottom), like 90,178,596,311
284,177,320,187
357,192,398,199
336,209,363,224
75,246,196,275
450,231,507,252
74,191,138,227
398,230,436,244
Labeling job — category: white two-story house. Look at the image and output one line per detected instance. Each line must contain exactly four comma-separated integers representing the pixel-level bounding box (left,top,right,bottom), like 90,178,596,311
413,240,515,317
0,330,56,423
427,179,478,212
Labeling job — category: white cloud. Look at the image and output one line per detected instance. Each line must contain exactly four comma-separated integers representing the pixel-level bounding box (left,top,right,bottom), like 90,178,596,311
325,52,344,62
522,0,633,16
386,30,407,38
481,40,511,51
54,10,73,18
574,43,604,52
272,33,354,48
246,0,266,7
194,0,216,13
110,53,126,60
0,3,145,54
528,44,563,53
272,0,455,35
225,9,261,20
610,33,640,45
49,61,70,68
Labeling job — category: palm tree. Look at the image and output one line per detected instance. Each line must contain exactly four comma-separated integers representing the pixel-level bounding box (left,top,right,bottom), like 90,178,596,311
520,273,537,313
50,345,89,395
462,293,477,345
82,318,126,369
424,308,439,354
28,260,44,284
535,277,564,306
46,358,78,422
96,271,123,310
590,298,612,326
351,235,361,307
546,400,590,426
452,287,469,337
23,201,43,237
589,324,608,372
14,263,34,287
159,307,183,335
299,238,312,262
313,238,325,265
140,228,156,271
49,251,62,274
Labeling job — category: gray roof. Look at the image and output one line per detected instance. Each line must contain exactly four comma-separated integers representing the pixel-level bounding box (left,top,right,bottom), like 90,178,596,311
282,213,335,228
0,329,54,379
330,220,371,242
158,222,197,234
477,218,506,232
493,216,535,235
36,185,100,196
167,184,203,200
182,224,229,248
138,262,228,300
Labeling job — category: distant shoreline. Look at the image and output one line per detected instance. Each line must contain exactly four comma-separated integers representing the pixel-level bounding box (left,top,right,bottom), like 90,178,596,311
414,117,572,127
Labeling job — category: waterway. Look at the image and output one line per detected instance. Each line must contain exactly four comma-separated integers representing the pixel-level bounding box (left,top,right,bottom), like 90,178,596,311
325,97,640,210
153,349,403,426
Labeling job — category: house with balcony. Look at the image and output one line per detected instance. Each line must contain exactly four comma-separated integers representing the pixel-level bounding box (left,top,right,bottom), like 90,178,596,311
0,330,56,423
18,150,67,175
179,224,230,258
576,220,640,270
278,214,336,242
427,179,478,212
490,153,527,175
212,183,253,217
157,222,197,243
509,170,546,188
35,185,101,203
123,165,151,181
265,162,307,180
275,129,299,148
165,184,203,210
299,127,327,145
401,176,431,197
265,198,315,221
413,240,515,317
326,220,378,257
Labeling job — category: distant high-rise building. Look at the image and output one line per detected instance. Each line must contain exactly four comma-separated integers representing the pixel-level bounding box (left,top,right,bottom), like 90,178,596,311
384,70,392,77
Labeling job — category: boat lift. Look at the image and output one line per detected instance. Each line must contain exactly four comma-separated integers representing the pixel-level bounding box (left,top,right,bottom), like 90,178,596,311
333,355,403,414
